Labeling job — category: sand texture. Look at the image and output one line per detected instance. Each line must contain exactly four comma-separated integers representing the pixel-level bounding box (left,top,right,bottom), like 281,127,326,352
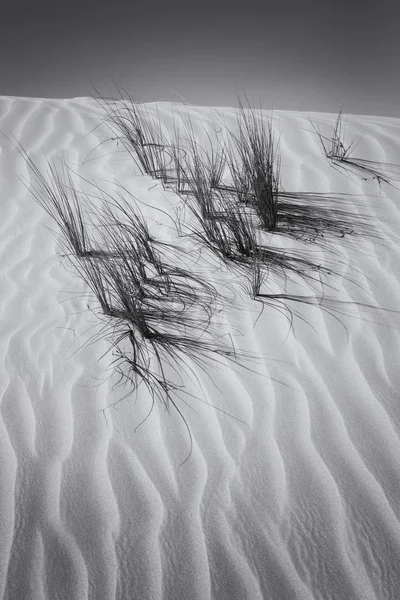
1,95,400,600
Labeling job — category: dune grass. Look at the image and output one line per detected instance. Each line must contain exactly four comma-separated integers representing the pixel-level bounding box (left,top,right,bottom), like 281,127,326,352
217,96,281,232
21,90,400,461
162,103,388,340
27,153,251,461
319,107,356,162
311,109,399,186
22,152,93,257
168,113,258,264
168,109,227,196
170,108,350,290
94,84,173,182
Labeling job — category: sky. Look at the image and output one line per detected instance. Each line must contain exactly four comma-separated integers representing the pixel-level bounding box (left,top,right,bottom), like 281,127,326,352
1,0,399,116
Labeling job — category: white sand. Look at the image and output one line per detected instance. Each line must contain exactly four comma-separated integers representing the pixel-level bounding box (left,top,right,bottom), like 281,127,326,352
1,95,400,600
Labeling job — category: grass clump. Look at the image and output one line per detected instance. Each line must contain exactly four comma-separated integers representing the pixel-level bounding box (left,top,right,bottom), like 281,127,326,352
175,147,258,263
27,155,247,462
223,96,281,231
23,152,92,257
169,110,227,195
94,84,173,182
311,108,400,186
167,107,352,317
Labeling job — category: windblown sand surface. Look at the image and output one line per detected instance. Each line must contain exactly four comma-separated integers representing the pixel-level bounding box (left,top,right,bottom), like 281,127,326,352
1,95,400,600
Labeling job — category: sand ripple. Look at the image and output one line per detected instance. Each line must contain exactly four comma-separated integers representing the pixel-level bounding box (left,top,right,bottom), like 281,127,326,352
1,97,400,599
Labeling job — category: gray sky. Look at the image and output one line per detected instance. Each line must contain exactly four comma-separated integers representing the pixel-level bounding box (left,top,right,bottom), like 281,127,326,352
1,0,399,116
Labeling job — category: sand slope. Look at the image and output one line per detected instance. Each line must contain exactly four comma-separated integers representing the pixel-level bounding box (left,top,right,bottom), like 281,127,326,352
1,95,400,600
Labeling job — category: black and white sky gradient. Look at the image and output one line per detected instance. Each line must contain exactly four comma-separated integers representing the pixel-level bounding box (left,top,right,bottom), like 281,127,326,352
1,0,399,116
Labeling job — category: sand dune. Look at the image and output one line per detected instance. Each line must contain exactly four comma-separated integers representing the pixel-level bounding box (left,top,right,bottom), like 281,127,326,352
1,94,400,599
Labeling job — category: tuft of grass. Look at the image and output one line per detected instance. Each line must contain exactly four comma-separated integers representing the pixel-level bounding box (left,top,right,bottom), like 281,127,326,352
320,107,356,162
187,190,259,264
88,185,220,325
169,109,227,195
24,151,92,257
169,109,348,304
311,109,399,187
93,84,173,182
27,154,250,462
68,202,242,462
169,112,259,264
224,96,281,231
